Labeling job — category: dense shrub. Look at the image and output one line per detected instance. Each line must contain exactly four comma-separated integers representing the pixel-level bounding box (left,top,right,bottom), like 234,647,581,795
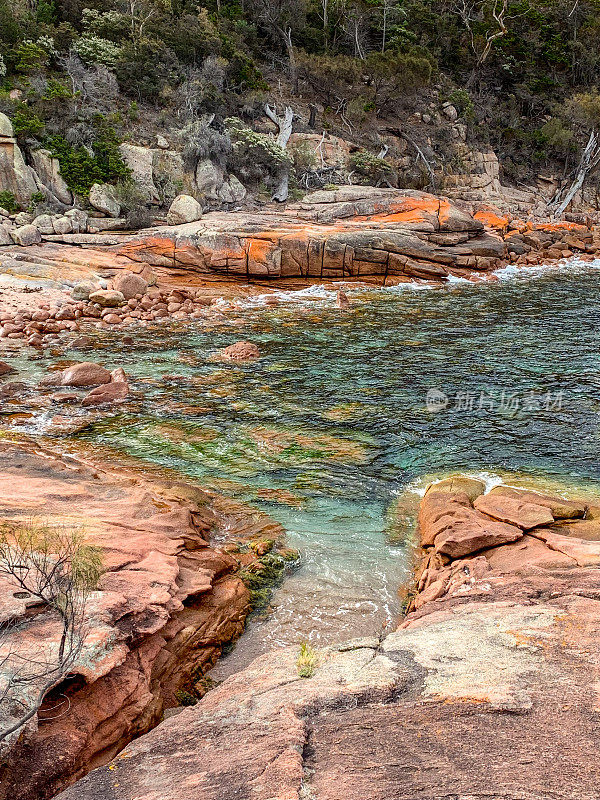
46,117,130,197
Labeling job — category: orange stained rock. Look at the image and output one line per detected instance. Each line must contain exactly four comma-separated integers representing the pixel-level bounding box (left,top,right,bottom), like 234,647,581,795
357,196,442,225
534,221,589,233
474,208,510,232
246,237,277,265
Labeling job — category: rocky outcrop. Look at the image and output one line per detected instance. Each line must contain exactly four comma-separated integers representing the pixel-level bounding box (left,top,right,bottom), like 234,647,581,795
119,187,508,281
58,476,600,800
0,440,288,800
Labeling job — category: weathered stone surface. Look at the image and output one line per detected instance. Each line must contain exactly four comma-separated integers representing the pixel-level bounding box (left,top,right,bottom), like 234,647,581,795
474,492,555,529
487,484,586,519
119,189,504,282
30,148,73,206
89,289,125,307
60,361,112,387
11,224,42,246
89,183,121,218
419,489,523,556
195,159,224,200
119,143,160,203
0,113,39,206
167,194,203,226
113,270,148,299
56,477,600,800
0,441,282,800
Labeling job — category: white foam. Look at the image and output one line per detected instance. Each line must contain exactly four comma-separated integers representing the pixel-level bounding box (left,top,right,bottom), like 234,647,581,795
492,256,600,281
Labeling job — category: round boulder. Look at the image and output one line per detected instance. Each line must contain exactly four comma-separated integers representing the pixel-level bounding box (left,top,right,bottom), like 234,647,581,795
113,271,148,300
60,362,112,387
166,194,203,226
89,289,126,308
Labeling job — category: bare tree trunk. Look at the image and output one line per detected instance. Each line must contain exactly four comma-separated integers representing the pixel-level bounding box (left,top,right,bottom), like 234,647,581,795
265,104,294,202
279,27,299,95
308,103,317,129
548,129,600,217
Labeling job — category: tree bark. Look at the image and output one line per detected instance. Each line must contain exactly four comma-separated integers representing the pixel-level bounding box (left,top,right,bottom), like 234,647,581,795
264,104,294,202
548,129,600,217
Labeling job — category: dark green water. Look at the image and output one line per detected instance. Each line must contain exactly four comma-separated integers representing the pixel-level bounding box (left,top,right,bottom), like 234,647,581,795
8,262,600,671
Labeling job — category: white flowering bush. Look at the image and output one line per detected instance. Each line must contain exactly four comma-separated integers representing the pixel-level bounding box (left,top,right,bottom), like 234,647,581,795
74,36,122,68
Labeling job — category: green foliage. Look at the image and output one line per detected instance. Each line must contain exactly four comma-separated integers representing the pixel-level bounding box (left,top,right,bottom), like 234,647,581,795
12,40,50,74
46,117,130,198
447,89,474,120
225,117,291,185
0,191,19,213
27,191,46,213
11,105,44,138
350,149,394,183
296,642,318,678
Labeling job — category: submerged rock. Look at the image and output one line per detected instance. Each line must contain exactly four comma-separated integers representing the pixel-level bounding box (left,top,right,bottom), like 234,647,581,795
218,341,260,361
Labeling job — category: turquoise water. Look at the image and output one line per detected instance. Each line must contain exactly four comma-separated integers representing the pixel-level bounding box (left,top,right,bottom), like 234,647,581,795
6,262,600,670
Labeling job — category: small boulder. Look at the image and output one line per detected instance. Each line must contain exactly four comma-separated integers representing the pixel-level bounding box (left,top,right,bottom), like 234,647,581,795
82,380,129,406
33,214,55,235
65,208,89,233
336,290,350,309
89,183,121,218
111,367,127,383
425,476,486,503
0,361,16,377
52,216,73,235
89,289,126,308
0,224,13,246
442,102,458,121
71,282,97,301
11,224,41,246
218,341,260,361
166,194,203,226
113,271,148,300
60,362,112,387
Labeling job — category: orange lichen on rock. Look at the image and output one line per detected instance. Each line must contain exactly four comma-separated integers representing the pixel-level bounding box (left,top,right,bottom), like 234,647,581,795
473,205,511,232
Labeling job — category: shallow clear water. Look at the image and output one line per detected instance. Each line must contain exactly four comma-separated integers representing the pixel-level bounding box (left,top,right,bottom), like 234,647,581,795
7,261,600,674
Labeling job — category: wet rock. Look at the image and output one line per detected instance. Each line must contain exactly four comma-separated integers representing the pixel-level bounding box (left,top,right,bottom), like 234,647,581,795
474,492,554,530
336,290,350,309
425,475,486,503
218,341,260,361
82,380,129,405
89,289,125,308
0,361,16,377
113,271,148,300
60,361,112,387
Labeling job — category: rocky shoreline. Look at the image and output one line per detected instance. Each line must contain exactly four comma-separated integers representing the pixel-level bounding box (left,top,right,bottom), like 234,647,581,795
0,438,296,800
54,475,600,800
2,187,600,353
